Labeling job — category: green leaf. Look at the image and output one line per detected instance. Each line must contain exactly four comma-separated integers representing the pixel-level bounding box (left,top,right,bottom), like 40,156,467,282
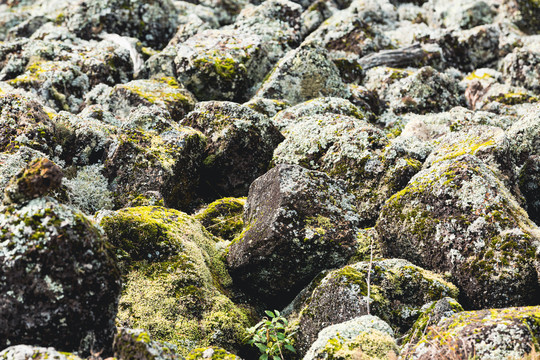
272,356,281,360
265,310,275,318
256,343,268,352
274,310,280,317
260,354,268,360
284,344,296,353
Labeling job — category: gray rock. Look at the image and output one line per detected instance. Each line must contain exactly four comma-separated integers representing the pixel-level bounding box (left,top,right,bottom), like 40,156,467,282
0,345,83,360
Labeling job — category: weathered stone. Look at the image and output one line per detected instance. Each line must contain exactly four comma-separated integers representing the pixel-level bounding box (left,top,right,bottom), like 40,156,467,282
500,38,540,94
0,345,83,360
227,164,361,307
186,347,242,359
113,328,183,360
520,155,540,226
194,197,245,241
182,101,283,199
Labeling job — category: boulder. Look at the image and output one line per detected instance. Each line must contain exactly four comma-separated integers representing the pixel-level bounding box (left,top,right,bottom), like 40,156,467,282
402,306,540,359
0,159,121,356
376,154,540,309
227,164,360,307
0,345,83,360
194,197,246,241
182,101,283,199
186,347,242,359
520,155,540,225
292,258,458,356
500,37,540,94
113,328,183,360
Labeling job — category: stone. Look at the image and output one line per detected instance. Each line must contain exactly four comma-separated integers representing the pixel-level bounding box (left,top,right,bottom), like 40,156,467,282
194,197,246,241
0,345,83,360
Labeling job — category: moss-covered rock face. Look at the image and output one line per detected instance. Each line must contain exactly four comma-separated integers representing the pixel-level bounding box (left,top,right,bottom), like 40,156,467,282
186,347,241,359
0,147,49,196
104,126,206,211
375,154,540,309
500,39,540,94
402,306,540,360
0,162,121,356
195,197,245,241
113,328,183,360
227,164,360,308
100,206,251,356
174,29,275,102
273,114,422,226
87,78,197,122
182,101,284,200
256,43,349,105
0,345,83,360
292,259,458,356
65,0,178,49
401,297,464,348
0,93,56,155
304,315,398,360
8,60,89,112
272,97,368,131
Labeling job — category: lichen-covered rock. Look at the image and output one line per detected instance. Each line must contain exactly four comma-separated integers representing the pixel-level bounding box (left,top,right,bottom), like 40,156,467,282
173,29,276,102
500,39,540,94
7,60,89,112
401,297,464,348
0,345,83,360
113,328,183,360
303,315,398,360
0,161,121,356
244,97,291,118
520,155,540,225
292,259,458,356
273,114,422,226
65,0,179,49
423,0,496,30
0,93,56,155
86,78,197,121
255,43,349,105
104,126,206,211
227,164,361,307
0,146,48,194
186,347,242,359
182,101,284,199
194,197,245,241
375,154,540,309
101,206,251,356
504,0,540,34
272,96,367,130
402,306,540,360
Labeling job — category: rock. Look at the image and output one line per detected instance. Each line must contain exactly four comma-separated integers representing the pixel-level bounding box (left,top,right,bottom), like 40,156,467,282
504,0,540,34
402,306,540,359
186,347,242,359
244,97,291,118
0,345,83,360
303,315,398,360
227,164,360,307
0,93,56,155
255,43,349,105
520,155,540,225
0,147,48,195
173,29,276,102
401,297,464,348
63,164,113,215
272,96,368,130
194,197,246,241
376,154,540,309
273,114,422,226
101,206,251,357
182,101,284,199
113,328,183,360
500,38,540,94
104,126,206,211
292,258,458,356
0,161,121,356
424,0,496,30
65,0,178,49
86,78,197,121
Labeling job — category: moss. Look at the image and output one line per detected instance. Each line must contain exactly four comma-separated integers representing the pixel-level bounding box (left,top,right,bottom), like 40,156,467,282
194,198,246,241
488,92,539,105
186,347,240,359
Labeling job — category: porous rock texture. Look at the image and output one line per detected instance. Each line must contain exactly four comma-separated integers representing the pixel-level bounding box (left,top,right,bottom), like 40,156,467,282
2,0,540,358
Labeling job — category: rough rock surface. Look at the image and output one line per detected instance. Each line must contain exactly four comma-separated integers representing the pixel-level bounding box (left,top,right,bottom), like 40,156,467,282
0,345,83,360
227,164,360,307
113,328,182,360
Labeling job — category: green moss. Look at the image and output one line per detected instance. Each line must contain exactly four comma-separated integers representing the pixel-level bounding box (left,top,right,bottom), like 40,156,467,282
195,198,246,241
186,347,241,359
488,92,539,105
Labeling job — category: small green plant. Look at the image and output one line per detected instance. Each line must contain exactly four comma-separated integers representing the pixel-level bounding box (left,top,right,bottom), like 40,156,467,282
246,310,296,360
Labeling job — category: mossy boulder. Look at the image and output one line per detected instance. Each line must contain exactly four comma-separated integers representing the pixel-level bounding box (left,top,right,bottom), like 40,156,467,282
104,126,206,211
0,161,121,356
500,39,540,94
0,345,83,360
375,154,540,309
273,114,421,226
292,259,458,356
100,206,251,356
0,147,49,197
227,164,360,308
520,155,540,225
87,78,197,121
7,60,89,112
0,93,56,155
186,347,241,359
113,328,183,360
174,29,275,102
182,101,284,199
255,43,349,105
195,197,246,241
303,315,398,360
65,0,178,49
402,306,540,359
